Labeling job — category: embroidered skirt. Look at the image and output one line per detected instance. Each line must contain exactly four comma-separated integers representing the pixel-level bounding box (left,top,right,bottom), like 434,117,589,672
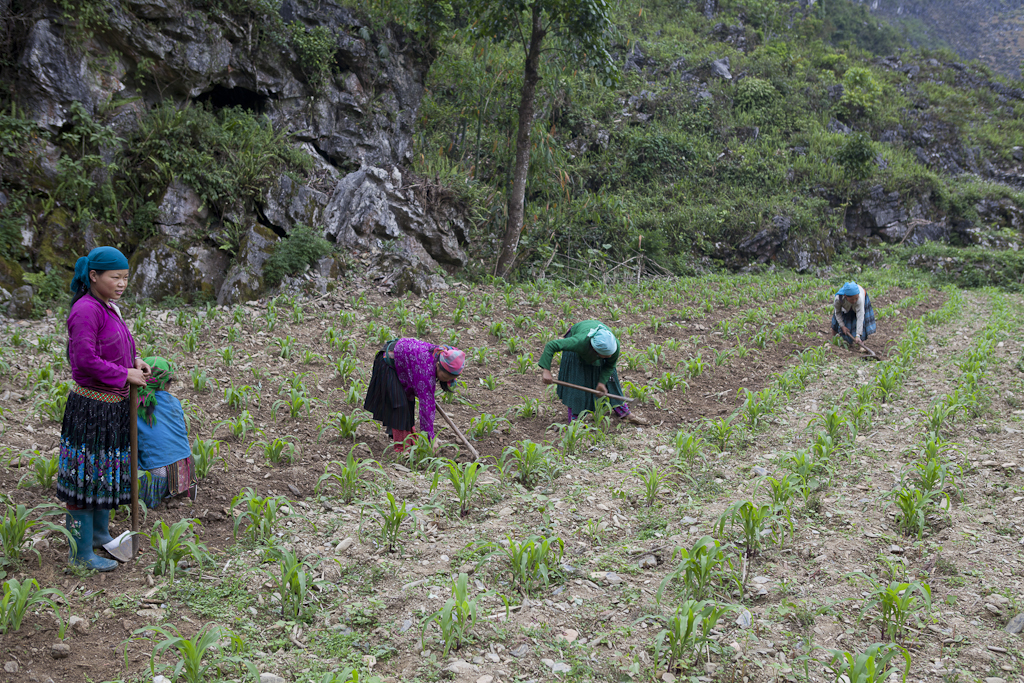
140,456,198,510
831,294,877,344
364,349,414,435
57,387,131,509
556,350,626,417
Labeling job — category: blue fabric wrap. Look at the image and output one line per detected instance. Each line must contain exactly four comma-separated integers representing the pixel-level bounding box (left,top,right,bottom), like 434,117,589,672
590,328,618,355
836,281,860,297
70,246,130,293
136,392,191,470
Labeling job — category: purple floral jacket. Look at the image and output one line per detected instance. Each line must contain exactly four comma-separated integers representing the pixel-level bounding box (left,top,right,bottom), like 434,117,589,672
393,338,440,438
67,295,137,396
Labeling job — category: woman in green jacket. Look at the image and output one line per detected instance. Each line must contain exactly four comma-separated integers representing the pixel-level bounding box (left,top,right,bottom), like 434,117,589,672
538,320,648,425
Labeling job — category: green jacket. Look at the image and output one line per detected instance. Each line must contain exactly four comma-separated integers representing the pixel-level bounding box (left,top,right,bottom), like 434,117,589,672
538,320,619,384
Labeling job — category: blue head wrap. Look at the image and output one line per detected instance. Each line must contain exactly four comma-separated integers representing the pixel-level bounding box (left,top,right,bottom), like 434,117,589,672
837,282,860,297
70,246,130,294
590,328,618,356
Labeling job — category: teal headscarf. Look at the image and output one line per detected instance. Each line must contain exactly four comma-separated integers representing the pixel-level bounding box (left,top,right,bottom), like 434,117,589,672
69,246,129,294
590,328,618,356
836,282,860,297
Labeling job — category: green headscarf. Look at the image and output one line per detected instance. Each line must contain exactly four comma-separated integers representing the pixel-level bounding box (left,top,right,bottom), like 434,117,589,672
139,356,173,426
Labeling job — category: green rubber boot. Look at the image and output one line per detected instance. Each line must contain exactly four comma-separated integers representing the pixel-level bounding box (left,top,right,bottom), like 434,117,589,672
66,510,118,572
92,509,114,548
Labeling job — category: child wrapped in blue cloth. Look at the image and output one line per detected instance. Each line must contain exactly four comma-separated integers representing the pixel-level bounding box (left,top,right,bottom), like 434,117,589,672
136,357,198,509
832,281,875,350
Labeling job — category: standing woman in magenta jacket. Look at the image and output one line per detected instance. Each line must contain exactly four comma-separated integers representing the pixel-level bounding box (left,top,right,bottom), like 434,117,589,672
59,246,150,571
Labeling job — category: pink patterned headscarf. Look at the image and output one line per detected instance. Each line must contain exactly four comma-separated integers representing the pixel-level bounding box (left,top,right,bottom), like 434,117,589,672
435,345,465,376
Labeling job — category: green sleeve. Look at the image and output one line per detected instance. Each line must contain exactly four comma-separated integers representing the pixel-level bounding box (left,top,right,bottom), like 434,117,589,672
538,336,573,370
597,347,620,385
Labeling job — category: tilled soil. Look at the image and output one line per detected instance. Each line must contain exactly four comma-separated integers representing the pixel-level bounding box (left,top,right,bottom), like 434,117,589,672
1,275,1020,683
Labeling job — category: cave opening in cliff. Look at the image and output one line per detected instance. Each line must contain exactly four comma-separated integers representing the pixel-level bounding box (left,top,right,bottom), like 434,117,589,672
195,85,269,113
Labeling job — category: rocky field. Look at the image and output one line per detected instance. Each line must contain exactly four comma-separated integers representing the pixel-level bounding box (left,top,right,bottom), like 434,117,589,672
0,269,1022,683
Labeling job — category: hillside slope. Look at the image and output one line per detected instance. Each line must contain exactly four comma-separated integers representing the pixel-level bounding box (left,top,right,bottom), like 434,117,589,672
414,0,1024,283
861,0,1024,79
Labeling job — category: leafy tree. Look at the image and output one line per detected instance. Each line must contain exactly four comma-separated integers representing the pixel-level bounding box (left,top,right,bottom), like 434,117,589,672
469,0,616,276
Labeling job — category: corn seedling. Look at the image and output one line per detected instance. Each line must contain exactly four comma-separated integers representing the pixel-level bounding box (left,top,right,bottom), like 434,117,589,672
267,548,323,620
468,413,509,440
635,465,665,506
893,485,944,539
34,382,69,423
622,380,655,403
809,408,847,443
656,371,686,392
766,474,799,506
363,492,413,553
214,411,254,440
483,534,564,595
703,415,736,452
217,346,235,366
513,352,533,374
191,439,227,479
671,430,706,470
223,383,255,410
421,572,481,657
146,518,213,581
272,388,319,420
624,352,647,371
190,368,211,392
848,573,932,642
1,502,75,568
504,440,556,490
646,343,665,366
315,446,381,504
17,453,58,489
652,600,733,673
231,488,292,545
135,624,232,683
478,374,498,390
656,536,733,603
488,320,506,339
345,380,366,406
875,364,902,403
738,387,774,430
444,460,487,516
401,432,444,470
824,643,911,683
180,330,199,353
551,418,594,455
782,449,830,497
272,335,296,359
683,354,706,377
508,396,542,419
716,500,791,557
249,435,299,465
319,410,371,442
0,578,65,635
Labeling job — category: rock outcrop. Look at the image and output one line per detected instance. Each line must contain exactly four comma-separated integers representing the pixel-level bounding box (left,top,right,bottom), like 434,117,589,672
5,0,465,306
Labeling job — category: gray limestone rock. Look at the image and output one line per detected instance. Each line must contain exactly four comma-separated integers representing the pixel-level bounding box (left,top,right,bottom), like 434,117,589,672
711,57,731,80
7,285,34,319
19,20,93,129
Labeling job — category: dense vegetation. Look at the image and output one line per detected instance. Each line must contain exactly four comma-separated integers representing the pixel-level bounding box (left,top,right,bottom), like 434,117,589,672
0,0,1022,306
409,0,1024,277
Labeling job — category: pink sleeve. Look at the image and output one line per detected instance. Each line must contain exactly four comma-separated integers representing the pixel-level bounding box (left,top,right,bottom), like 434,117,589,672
68,305,129,388
411,343,437,439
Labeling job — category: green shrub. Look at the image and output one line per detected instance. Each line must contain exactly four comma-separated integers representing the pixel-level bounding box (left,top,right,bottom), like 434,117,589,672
837,132,876,180
289,22,337,92
839,67,883,120
262,224,333,287
735,77,778,113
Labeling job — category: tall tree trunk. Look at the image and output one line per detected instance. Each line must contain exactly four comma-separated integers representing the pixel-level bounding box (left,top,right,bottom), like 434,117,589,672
495,3,545,278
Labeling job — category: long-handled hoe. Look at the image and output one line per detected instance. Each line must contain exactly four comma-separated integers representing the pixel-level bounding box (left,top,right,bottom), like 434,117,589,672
436,405,481,461
103,385,140,562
